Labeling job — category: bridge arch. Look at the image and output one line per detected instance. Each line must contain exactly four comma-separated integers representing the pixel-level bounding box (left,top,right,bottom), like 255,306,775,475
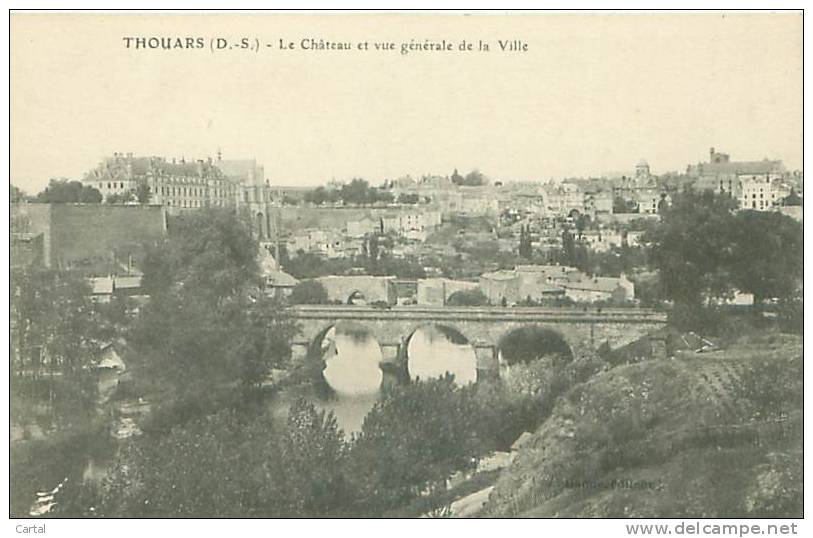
496,325,574,366
346,290,367,305
308,321,384,396
402,324,477,385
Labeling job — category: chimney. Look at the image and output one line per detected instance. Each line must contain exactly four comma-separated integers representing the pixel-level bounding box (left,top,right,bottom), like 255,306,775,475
710,147,715,161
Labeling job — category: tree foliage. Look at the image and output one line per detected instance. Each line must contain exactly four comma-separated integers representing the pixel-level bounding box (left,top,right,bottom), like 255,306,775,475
303,179,393,206
646,189,738,305
498,327,574,365
289,279,329,305
452,169,489,186
518,224,533,259
73,400,349,517
133,209,296,394
646,190,802,308
446,288,489,306
105,192,135,204
34,179,103,203
347,375,484,512
729,210,802,303
10,268,112,427
11,184,27,202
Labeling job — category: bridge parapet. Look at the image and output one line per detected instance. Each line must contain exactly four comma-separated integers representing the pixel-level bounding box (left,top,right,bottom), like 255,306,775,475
288,305,668,367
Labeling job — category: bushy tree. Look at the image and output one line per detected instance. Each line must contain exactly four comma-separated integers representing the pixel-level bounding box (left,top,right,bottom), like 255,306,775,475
11,268,112,428
455,169,489,186
729,210,802,304
498,327,573,365
446,288,489,306
34,179,102,203
73,401,348,517
133,208,296,395
289,279,329,305
105,192,135,204
646,189,802,310
135,182,151,204
348,375,484,512
10,184,27,202
646,189,738,306
272,399,350,516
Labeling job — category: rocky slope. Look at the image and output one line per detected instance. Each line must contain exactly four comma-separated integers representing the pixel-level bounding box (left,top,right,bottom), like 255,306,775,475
482,332,802,517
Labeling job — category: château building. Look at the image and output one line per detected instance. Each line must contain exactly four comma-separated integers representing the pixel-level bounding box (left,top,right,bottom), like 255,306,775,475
687,147,786,201
83,152,276,238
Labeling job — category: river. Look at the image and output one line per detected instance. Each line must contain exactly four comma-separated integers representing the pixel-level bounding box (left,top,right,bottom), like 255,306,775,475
289,324,478,435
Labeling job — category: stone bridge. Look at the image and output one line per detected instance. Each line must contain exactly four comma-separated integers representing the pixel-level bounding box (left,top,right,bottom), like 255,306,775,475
289,305,667,375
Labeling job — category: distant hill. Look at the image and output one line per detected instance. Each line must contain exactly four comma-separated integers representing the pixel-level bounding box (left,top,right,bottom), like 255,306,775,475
483,332,802,517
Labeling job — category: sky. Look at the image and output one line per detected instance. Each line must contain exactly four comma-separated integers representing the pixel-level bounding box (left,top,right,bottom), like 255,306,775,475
10,12,802,193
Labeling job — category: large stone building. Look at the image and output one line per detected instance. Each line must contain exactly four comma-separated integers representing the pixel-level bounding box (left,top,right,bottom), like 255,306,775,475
83,152,276,238
479,264,634,306
611,160,668,215
687,147,786,202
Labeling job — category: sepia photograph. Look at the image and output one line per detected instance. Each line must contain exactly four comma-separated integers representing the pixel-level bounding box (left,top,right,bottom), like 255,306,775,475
7,8,805,527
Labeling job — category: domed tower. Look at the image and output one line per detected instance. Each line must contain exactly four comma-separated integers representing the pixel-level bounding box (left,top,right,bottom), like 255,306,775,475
635,159,650,179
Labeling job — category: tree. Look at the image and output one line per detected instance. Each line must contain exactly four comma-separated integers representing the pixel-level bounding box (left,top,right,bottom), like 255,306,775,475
34,179,102,203
646,188,738,306
613,195,637,214
561,227,576,266
10,184,27,202
461,169,488,186
141,208,260,298
289,279,329,305
304,186,330,206
781,188,802,207
273,399,350,516
362,234,380,273
11,267,112,428
575,214,591,239
135,182,151,204
451,168,464,185
105,191,135,204
498,327,573,365
347,376,484,512
132,208,296,395
729,210,803,304
518,225,533,259
446,288,489,306
340,178,373,205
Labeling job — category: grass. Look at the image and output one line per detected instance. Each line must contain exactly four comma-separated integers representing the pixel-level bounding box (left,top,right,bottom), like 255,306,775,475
483,330,803,518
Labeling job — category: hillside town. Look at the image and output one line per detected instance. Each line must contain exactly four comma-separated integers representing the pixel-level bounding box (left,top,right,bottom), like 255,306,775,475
10,141,805,521
11,147,804,311
9,9,806,524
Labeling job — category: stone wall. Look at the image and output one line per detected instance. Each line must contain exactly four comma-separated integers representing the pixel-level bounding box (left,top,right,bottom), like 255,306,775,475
13,203,167,272
315,275,397,304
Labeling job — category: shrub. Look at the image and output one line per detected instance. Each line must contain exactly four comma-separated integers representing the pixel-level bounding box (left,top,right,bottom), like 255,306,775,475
446,288,489,306
289,279,329,305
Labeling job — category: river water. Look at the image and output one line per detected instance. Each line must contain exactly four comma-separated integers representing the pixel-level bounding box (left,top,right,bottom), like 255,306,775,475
301,324,478,435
